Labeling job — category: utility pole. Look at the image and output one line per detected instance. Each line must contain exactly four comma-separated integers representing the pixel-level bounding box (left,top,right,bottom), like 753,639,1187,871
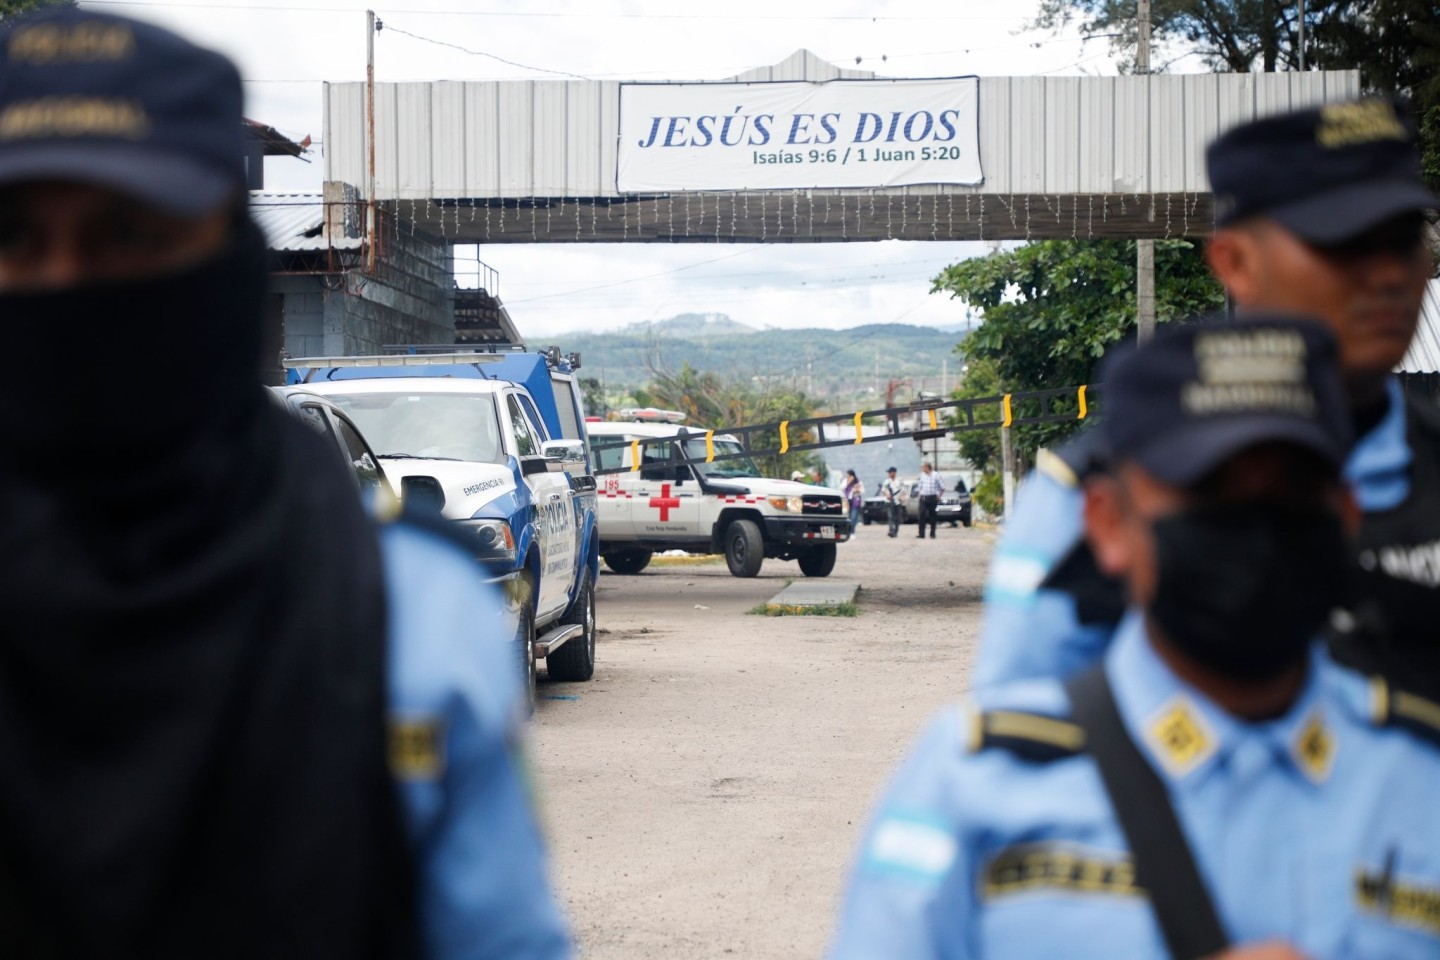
366,10,379,274
1136,0,1156,344
1298,0,1306,71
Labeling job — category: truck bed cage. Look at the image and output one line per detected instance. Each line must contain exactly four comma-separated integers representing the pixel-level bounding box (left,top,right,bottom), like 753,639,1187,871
589,384,1101,476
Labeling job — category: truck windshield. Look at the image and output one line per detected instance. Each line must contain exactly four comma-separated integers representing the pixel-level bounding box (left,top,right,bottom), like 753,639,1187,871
328,393,505,464
682,438,762,479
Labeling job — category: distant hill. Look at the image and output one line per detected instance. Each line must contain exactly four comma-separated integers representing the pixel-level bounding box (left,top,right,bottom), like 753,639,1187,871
621,312,758,338
551,314,967,397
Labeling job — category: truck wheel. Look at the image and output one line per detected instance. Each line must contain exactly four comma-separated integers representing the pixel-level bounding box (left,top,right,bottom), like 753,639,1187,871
862,514,873,526
724,518,765,578
515,575,537,716
797,544,837,577
547,572,596,682
603,549,652,575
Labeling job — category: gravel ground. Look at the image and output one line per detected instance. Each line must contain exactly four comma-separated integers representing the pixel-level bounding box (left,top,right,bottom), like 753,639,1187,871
530,521,996,959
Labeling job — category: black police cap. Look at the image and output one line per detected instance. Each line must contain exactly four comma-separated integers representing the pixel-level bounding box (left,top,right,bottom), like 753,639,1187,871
1207,98,1437,244
0,9,245,215
1099,317,1351,487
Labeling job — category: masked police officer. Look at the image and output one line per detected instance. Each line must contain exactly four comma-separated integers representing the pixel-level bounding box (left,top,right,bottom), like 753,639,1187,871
0,10,568,957
975,97,1440,698
831,318,1440,960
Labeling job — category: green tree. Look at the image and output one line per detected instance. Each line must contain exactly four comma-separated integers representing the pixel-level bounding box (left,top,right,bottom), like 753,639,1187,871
933,238,1224,474
1033,0,1440,189
0,0,76,20
1031,0,1343,73
578,377,608,419
1310,0,1440,190
643,362,824,479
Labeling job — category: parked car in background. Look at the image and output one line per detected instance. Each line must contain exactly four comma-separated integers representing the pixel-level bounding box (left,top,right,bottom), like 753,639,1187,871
900,476,973,528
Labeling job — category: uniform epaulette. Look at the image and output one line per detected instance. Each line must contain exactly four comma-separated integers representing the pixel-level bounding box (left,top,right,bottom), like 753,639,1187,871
1369,677,1440,749
967,708,1087,762
1034,449,1079,489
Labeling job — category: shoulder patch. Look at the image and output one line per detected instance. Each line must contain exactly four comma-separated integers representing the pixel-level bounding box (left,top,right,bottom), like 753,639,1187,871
1369,677,1440,749
389,714,447,780
968,707,1086,761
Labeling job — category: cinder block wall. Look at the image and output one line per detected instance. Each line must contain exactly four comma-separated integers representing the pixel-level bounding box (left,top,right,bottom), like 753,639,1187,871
275,221,455,359
335,222,455,353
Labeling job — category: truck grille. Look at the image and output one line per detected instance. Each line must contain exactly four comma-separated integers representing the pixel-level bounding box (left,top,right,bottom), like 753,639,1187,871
802,496,845,516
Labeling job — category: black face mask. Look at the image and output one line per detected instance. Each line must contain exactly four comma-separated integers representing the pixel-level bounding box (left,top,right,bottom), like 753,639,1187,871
0,221,268,475
1148,503,1348,681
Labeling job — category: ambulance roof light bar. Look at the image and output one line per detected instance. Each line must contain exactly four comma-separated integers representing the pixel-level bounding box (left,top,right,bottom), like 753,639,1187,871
616,407,687,424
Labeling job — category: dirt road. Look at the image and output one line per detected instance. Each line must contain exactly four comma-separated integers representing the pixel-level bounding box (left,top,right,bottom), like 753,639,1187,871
531,523,996,958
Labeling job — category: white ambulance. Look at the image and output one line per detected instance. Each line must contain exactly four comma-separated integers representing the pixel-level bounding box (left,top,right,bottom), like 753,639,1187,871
587,410,851,578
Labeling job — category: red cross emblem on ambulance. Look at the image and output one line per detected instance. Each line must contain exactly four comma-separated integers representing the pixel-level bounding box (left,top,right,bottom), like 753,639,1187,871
649,483,680,521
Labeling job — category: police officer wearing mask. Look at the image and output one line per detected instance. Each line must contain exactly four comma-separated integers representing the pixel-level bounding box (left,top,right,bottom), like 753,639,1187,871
0,10,568,958
830,318,1440,960
975,97,1440,698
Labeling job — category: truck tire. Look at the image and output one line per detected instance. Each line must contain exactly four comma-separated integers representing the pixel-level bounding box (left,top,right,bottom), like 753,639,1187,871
547,572,596,682
515,574,537,716
603,549,652,575
724,518,765,578
797,544,837,578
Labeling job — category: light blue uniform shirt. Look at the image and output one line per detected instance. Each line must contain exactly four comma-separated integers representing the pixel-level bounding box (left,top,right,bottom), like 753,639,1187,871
381,522,572,960
974,377,1413,689
832,613,1440,959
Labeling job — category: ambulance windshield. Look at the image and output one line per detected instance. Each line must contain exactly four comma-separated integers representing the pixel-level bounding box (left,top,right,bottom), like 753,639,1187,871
682,438,761,480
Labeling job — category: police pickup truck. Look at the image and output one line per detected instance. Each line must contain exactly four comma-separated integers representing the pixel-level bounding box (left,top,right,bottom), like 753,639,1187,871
588,410,851,578
286,347,600,709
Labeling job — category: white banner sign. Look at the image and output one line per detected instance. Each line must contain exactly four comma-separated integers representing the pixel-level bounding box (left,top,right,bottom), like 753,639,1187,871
617,78,982,193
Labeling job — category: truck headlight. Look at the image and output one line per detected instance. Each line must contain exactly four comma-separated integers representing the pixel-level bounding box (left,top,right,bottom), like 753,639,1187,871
766,495,803,513
459,518,517,563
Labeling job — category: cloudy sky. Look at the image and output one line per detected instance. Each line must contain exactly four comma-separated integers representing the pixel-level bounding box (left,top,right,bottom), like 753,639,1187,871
85,0,1140,337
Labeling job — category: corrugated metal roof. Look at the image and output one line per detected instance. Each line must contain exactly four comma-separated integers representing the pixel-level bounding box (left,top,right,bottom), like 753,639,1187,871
1400,280,1440,374
249,191,364,252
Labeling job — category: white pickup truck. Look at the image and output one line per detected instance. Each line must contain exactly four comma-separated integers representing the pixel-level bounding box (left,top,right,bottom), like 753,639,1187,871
587,413,851,578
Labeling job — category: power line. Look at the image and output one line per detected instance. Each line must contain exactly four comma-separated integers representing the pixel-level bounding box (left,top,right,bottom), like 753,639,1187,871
382,24,590,81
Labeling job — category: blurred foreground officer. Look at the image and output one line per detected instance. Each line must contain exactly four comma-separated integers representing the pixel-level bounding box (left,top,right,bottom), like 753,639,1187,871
975,97,1440,696
0,10,568,959
831,319,1440,960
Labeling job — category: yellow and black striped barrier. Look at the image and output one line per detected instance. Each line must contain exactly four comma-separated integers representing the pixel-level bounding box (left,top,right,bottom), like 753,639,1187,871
597,383,1101,476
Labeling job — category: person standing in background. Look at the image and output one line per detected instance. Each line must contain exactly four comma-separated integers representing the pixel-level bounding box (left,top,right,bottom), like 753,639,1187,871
914,462,944,539
880,466,906,538
842,469,864,533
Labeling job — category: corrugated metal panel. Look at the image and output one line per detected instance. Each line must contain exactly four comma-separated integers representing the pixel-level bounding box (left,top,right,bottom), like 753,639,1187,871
1401,281,1440,374
1110,76,1148,193
396,83,433,198
1150,77,1186,193
431,82,468,197
497,82,534,197
533,82,569,194
323,82,366,188
1078,78,1113,194
1182,75,1220,192
1010,77,1045,194
977,77,1010,193
464,82,500,196
1044,78,1080,193
323,59,1362,202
